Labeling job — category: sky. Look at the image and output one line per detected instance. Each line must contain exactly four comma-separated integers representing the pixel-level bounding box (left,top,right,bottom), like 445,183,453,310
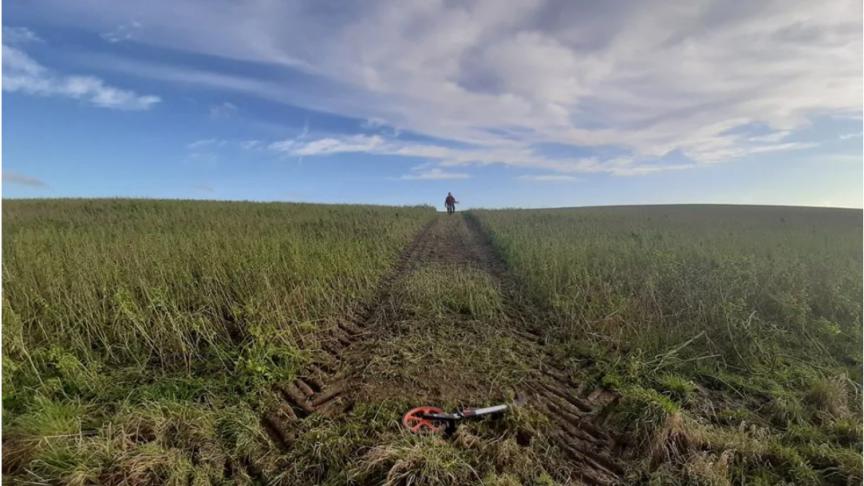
2,0,862,208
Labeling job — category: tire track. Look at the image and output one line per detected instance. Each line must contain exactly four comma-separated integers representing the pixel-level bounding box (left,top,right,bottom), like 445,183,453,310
261,213,627,484
461,213,626,485
261,218,437,448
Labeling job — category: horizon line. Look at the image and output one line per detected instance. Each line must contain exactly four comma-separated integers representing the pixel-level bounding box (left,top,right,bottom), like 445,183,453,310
2,196,862,211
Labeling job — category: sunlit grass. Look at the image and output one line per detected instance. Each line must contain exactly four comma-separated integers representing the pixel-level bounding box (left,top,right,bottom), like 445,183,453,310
2,198,433,483
5,201,861,483
470,205,862,483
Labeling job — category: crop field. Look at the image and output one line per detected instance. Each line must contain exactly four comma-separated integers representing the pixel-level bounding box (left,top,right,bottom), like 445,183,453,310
472,205,863,483
2,200,861,485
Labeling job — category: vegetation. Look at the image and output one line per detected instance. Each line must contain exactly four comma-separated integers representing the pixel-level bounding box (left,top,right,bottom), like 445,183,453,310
2,199,433,483
4,200,860,484
471,205,863,483
266,255,566,485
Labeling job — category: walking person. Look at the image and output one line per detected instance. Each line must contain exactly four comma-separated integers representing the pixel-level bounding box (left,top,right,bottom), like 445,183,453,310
444,192,458,215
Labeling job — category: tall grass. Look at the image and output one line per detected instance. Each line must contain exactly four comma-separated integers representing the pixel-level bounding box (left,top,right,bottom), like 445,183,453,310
2,199,433,482
4,200,432,369
5,200,861,483
471,205,862,483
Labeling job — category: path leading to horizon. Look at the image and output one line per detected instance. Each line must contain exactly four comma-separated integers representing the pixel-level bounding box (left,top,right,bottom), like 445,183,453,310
263,214,628,484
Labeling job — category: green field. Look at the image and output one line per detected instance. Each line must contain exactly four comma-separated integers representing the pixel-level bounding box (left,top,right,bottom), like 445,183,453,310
3,200,861,484
2,200,433,484
472,205,862,483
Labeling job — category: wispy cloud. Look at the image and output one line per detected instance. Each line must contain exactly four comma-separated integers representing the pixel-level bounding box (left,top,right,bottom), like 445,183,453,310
839,132,862,140
747,142,819,154
209,101,238,119
85,2,860,158
193,184,214,193
747,131,792,143
518,174,580,182
41,0,859,175
3,26,42,44
2,45,160,110
186,138,225,150
186,138,268,155
401,167,470,180
3,170,47,188
101,21,142,43
266,132,795,177
270,134,385,156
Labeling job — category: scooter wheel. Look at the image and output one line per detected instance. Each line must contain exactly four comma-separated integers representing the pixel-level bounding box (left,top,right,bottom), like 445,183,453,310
402,406,446,433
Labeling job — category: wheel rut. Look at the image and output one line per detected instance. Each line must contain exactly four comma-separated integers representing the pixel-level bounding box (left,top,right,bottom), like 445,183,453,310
261,218,437,448
461,213,627,485
261,214,627,485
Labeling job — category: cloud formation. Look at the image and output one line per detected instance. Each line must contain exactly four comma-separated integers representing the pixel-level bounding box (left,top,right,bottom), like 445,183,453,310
3,170,47,188
193,184,215,193
401,167,470,180
3,26,41,44
270,134,386,157
2,43,160,110
265,132,772,177
518,174,580,182
101,20,141,43
209,101,238,119
187,138,226,150
12,0,862,176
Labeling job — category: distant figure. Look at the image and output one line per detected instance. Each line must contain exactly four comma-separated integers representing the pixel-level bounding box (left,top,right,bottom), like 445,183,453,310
444,192,458,215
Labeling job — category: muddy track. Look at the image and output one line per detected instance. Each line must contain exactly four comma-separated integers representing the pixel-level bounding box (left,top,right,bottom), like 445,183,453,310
461,213,626,485
261,219,438,448
262,214,625,484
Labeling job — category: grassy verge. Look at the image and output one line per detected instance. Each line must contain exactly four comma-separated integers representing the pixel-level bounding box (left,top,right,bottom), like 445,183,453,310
470,205,862,484
2,199,433,483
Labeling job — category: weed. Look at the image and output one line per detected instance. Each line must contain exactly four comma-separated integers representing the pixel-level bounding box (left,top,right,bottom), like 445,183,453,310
608,386,679,446
358,435,481,485
804,374,850,419
654,373,696,403
682,450,734,486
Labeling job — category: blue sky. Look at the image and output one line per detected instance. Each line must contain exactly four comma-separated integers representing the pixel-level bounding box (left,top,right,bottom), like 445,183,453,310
3,0,862,208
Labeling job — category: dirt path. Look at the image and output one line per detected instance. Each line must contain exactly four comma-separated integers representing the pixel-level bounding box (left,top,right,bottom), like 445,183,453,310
261,219,438,442
464,214,626,483
264,214,626,484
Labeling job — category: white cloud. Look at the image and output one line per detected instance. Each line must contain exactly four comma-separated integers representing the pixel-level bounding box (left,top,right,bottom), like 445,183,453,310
101,21,142,43
193,183,214,193
747,141,818,154
3,26,42,44
186,138,224,150
518,174,580,182
26,0,860,173
2,45,160,110
839,132,862,140
269,134,385,156
401,167,470,180
3,170,47,188
209,101,238,119
267,132,794,177
747,130,791,143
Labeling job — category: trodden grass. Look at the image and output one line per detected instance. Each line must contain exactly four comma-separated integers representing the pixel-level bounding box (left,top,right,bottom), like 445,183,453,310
255,259,568,485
